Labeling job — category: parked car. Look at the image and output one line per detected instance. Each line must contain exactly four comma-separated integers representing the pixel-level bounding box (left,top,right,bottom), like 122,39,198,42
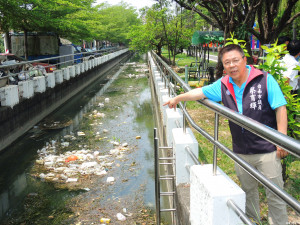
81,48,102,59
72,44,83,63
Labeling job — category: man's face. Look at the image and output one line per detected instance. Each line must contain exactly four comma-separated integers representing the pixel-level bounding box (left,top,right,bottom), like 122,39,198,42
222,50,247,81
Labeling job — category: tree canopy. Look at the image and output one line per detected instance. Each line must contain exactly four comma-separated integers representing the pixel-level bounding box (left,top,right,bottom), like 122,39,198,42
173,0,300,45
0,0,141,45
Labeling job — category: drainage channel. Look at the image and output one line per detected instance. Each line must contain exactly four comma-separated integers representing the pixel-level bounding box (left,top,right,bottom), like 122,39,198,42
0,53,157,224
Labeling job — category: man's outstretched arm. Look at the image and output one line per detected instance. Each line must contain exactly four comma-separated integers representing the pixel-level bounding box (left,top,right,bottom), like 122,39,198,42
163,88,206,109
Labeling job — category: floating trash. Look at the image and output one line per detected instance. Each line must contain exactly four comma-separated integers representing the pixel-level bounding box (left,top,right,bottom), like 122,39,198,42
116,213,126,221
104,98,109,103
77,131,85,136
61,142,70,147
136,136,141,139
40,119,72,130
66,155,78,162
66,178,78,182
100,218,111,224
106,177,115,183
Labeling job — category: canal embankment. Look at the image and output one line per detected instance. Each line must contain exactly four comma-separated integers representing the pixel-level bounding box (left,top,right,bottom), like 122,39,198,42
0,49,131,152
0,53,156,224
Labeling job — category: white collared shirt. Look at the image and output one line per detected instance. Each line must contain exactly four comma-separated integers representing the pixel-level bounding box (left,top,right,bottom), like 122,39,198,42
282,54,299,90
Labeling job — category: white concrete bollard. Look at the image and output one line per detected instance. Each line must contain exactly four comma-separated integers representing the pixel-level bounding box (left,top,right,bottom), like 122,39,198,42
33,76,46,93
45,73,55,88
54,70,63,84
190,164,245,225
91,59,95,68
84,61,89,71
18,80,34,99
172,128,198,185
79,63,84,73
88,60,92,70
156,81,165,94
75,64,81,75
0,85,19,107
62,68,70,80
158,88,169,109
68,66,75,78
161,94,171,124
165,108,183,146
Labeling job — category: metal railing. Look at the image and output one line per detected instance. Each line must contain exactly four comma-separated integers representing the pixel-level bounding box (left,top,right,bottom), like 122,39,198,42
0,47,121,83
150,50,300,220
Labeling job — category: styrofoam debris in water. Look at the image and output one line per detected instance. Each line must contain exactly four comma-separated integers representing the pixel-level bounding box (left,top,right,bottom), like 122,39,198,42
97,155,109,160
66,178,78,182
95,112,105,118
80,161,98,168
61,142,69,147
106,177,115,183
60,174,68,180
95,170,107,176
77,131,85,136
110,149,120,155
122,143,128,147
104,98,109,103
116,213,126,221
111,141,119,146
98,102,104,107
103,129,108,133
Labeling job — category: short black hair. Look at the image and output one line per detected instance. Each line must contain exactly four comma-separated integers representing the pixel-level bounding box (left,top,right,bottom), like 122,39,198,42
287,40,300,56
219,44,245,62
278,36,291,45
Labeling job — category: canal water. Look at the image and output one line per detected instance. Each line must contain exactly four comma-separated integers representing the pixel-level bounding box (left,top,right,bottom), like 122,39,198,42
0,53,157,224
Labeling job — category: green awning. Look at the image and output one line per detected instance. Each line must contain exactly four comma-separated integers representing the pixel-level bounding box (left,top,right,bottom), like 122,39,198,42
192,31,224,45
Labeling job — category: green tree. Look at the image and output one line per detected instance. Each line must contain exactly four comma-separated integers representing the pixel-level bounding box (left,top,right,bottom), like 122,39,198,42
95,2,140,45
173,0,300,54
128,5,166,55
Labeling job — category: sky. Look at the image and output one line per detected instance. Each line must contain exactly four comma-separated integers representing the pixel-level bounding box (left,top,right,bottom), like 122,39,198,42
95,0,155,10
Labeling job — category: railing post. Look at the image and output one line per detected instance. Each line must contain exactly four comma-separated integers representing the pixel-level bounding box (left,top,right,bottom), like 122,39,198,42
183,101,187,134
185,65,188,83
213,113,219,175
154,128,160,225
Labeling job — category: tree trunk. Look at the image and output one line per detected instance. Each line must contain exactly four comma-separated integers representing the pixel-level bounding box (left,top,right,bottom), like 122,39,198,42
24,29,28,60
4,31,11,53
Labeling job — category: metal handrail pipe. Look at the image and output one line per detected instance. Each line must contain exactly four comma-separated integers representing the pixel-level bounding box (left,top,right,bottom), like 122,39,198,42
154,133,160,225
199,98,300,157
185,146,201,166
182,107,300,213
227,199,255,225
0,47,121,70
160,209,177,212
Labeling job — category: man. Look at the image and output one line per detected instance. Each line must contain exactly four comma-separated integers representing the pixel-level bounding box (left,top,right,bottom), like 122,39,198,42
164,44,289,225
282,40,300,95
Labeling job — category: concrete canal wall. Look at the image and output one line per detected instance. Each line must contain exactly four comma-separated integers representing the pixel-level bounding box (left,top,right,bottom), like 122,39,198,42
148,52,246,225
0,49,130,152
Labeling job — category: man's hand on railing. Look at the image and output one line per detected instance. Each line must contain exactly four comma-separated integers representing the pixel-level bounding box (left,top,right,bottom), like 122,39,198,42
276,147,289,159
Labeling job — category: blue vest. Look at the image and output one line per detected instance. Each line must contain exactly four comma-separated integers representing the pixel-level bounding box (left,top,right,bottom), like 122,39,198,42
221,66,277,154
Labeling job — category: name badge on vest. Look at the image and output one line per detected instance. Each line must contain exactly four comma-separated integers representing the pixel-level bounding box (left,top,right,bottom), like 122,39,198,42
226,89,231,95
